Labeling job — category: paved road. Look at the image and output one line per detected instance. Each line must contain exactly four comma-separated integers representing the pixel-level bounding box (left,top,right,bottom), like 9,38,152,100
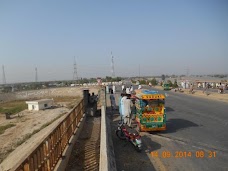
108,85,228,171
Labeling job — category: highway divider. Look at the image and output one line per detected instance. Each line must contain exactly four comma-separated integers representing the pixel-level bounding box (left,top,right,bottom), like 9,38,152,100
99,89,117,171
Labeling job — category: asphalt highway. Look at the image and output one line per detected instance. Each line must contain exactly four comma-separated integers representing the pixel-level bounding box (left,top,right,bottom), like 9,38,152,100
108,85,228,171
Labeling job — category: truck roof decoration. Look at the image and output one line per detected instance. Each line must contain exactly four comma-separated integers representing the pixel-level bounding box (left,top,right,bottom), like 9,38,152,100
134,89,165,100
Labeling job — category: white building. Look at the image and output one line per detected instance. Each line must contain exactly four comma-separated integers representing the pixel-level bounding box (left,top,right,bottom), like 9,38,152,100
26,99,54,111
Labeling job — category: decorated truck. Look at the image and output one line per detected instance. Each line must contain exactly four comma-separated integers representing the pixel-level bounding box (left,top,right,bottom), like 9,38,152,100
163,83,171,90
133,89,166,132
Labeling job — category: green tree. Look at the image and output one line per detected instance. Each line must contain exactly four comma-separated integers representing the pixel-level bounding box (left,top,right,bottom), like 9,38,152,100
167,80,173,87
151,78,157,86
2,86,12,93
115,77,122,82
173,79,178,88
161,74,165,81
29,83,42,90
131,80,136,84
89,78,97,83
139,80,146,85
105,76,112,82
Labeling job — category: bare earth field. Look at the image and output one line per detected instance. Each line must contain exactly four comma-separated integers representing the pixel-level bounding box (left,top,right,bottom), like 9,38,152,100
0,107,69,163
154,86,228,103
0,86,99,171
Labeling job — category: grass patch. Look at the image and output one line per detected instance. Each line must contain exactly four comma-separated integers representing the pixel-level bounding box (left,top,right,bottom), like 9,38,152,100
51,96,81,103
0,101,27,115
48,96,82,109
0,123,16,134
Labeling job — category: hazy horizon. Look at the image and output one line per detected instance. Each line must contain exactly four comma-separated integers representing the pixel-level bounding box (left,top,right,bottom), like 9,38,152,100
1,0,228,83
1,73,228,85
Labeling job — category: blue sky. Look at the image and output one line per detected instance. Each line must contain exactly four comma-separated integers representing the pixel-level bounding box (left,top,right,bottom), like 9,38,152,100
0,0,228,83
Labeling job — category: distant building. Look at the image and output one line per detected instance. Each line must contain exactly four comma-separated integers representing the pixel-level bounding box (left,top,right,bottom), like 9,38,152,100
26,99,54,111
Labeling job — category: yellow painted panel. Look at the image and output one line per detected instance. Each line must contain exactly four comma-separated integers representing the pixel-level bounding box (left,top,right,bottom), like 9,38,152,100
141,94,165,99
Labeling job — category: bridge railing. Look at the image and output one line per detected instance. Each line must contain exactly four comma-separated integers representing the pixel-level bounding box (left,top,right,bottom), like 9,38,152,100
14,99,84,171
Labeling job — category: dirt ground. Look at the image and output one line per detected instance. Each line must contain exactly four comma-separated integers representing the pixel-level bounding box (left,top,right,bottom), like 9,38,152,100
0,86,100,171
0,107,70,163
154,86,228,103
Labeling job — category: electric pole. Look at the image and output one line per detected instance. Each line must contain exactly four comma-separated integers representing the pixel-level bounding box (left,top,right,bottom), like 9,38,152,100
35,67,38,82
139,64,141,78
2,65,6,84
111,52,115,78
73,56,78,83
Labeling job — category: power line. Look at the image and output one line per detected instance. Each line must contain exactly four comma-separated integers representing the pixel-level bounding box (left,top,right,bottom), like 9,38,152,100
2,65,6,84
111,52,115,77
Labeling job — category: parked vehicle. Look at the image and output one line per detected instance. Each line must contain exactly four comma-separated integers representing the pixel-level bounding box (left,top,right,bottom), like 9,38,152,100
133,89,166,132
163,83,171,90
116,120,142,152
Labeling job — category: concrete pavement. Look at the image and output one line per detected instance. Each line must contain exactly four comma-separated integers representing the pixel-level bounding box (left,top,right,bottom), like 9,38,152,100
106,101,156,171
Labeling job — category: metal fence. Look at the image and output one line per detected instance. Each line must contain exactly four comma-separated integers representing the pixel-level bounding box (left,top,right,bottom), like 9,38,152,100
15,99,84,171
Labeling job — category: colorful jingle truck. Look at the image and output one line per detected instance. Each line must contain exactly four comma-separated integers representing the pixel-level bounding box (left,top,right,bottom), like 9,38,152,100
133,89,166,132
163,83,171,90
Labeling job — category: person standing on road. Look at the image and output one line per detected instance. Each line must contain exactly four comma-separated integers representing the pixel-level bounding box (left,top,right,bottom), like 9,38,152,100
119,93,124,119
89,92,97,104
126,87,130,94
203,82,208,94
189,83,194,94
122,94,132,125
138,84,142,89
121,84,125,91
218,83,223,94
130,85,134,93
110,90,116,110
126,94,133,126
120,94,127,123
106,85,109,94
112,84,116,94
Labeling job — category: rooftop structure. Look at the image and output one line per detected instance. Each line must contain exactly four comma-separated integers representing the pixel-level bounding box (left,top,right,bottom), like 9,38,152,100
26,99,54,111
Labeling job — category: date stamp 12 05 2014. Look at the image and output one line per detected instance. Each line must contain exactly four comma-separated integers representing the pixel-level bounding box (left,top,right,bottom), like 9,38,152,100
151,151,216,159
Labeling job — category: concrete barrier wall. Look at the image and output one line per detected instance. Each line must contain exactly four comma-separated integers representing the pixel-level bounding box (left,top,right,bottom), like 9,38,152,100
99,106,108,171
99,89,117,171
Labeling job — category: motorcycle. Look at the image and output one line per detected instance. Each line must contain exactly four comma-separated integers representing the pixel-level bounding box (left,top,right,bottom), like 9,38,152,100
115,120,142,152
218,88,224,94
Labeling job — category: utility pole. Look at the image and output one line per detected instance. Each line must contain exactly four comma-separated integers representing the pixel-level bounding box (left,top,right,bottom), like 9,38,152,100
73,56,78,83
35,67,38,82
2,65,6,84
111,52,115,78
